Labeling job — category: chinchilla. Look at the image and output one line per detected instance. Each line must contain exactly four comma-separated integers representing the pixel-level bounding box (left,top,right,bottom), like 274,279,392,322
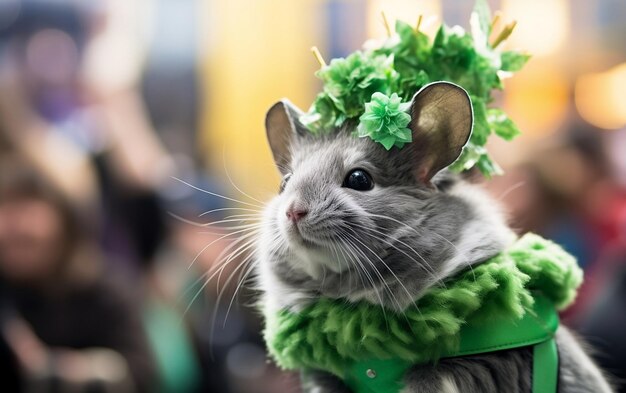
256,82,614,393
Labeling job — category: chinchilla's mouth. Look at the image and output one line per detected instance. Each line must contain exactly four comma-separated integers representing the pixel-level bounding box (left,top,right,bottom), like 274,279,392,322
285,220,346,252
286,224,321,248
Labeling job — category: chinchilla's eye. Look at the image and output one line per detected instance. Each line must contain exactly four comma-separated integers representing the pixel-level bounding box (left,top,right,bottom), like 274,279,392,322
279,173,292,193
343,169,374,191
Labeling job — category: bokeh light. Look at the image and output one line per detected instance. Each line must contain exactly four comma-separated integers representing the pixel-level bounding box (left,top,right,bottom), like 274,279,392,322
576,63,626,129
501,0,569,57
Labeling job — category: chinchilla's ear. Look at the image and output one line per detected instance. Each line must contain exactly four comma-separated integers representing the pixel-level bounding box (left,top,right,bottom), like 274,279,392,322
265,99,306,175
407,81,473,183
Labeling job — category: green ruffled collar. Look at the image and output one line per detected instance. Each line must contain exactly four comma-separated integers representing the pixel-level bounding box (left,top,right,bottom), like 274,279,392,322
263,233,582,377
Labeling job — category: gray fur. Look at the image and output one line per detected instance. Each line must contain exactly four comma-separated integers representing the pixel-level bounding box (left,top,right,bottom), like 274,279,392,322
257,84,613,392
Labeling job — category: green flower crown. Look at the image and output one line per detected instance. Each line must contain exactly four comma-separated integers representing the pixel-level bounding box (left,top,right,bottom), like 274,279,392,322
300,0,529,177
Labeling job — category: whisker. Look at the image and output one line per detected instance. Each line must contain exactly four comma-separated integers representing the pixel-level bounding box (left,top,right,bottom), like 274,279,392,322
222,145,269,206
198,207,262,218
336,234,380,307
207,252,256,359
179,229,260,300
344,232,426,330
362,212,472,284
223,257,258,327
344,231,417,312
348,224,447,288
183,233,259,324
186,226,259,270
497,180,526,202
169,212,261,229
171,176,265,208
341,233,403,312
214,234,261,295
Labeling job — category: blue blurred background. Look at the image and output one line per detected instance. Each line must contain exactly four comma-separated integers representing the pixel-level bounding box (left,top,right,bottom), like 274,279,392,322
0,0,625,392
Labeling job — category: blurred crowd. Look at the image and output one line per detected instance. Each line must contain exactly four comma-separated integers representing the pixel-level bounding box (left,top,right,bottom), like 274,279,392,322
0,1,291,392
0,0,624,393
486,125,626,385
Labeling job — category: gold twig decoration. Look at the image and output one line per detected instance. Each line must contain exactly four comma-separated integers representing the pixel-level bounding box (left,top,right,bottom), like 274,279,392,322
491,20,517,48
490,11,502,32
416,14,423,33
310,46,327,68
381,11,392,38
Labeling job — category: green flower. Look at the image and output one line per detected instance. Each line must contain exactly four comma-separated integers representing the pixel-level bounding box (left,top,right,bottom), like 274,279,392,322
301,51,398,133
357,92,412,150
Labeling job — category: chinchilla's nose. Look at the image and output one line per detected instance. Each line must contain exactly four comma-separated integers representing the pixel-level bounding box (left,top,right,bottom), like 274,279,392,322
286,203,308,223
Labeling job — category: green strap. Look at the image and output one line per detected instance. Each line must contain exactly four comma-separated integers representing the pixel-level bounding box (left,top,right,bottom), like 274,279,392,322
453,295,559,356
533,338,559,393
344,296,559,393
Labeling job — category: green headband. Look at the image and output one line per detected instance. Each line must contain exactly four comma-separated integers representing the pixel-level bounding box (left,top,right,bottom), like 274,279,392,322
301,0,529,177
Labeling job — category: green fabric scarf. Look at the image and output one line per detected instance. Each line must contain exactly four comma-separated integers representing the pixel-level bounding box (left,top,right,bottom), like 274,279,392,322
263,233,582,391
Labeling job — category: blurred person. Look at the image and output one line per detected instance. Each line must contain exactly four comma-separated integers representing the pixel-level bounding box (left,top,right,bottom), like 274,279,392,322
575,215,626,392
527,129,626,312
0,0,174,275
0,156,157,393
0,3,205,389
562,129,626,391
0,3,235,393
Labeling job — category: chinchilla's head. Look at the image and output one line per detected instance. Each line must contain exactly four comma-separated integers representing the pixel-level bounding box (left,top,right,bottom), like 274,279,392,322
258,82,514,311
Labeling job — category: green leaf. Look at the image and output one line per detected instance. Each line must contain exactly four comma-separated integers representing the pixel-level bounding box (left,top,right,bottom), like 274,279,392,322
473,0,492,37
488,108,521,141
300,93,337,134
501,51,531,72
395,20,416,43
378,135,397,150
470,98,490,146
433,25,446,49
476,154,503,177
